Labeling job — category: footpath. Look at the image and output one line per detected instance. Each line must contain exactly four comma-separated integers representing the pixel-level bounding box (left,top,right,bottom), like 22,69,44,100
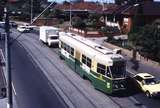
88,37,160,76
0,47,18,108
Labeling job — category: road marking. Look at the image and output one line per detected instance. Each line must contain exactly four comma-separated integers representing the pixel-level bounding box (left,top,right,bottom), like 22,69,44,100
0,49,5,62
12,82,17,95
129,96,147,108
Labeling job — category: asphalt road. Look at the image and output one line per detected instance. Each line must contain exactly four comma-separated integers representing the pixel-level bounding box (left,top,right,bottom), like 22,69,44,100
0,27,160,108
0,30,67,108
27,28,160,108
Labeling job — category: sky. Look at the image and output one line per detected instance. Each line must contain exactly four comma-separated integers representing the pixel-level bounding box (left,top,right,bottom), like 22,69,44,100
48,0,160,3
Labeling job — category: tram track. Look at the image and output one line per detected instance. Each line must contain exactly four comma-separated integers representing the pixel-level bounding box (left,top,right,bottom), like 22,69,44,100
16,36,99,108
32,31,145,108
12,29,147,108
50,48,146,108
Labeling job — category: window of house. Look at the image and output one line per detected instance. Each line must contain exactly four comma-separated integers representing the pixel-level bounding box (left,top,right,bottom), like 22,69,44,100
97,63,106,75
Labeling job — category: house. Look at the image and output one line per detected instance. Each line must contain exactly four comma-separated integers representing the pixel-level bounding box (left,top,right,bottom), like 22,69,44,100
54,1,102,19
120,1,160,33
103,0,160,33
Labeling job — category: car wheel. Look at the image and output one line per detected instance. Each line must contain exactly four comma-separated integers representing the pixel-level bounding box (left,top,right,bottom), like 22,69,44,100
145,91,152,98
48,43,52,47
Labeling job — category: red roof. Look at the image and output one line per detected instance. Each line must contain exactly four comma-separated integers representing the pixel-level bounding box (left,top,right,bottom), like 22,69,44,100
103,4,120,14
54,2,102,12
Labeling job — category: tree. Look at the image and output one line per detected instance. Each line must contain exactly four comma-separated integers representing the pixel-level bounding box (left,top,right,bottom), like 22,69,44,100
129,20,160,62
86,13,102,28
138,21,160,62
72,16,86,30
32,0,41,14
128,3,144,61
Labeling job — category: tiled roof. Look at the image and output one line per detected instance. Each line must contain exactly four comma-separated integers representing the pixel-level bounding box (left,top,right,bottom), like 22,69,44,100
103,4,120,14
54,2,102,12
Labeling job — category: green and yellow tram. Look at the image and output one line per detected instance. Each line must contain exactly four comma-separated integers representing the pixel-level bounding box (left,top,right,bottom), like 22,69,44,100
59,32,126,94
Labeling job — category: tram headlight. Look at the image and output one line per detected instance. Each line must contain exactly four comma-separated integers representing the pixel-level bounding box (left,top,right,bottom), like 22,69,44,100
120,84,124,88
113,84,119,89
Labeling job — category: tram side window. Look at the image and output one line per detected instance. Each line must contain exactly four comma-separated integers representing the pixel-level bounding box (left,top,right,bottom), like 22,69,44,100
86,58,91,68
63,43,67,51
82,55,86,64
97,63,106,75
66,45,70,52
61,42,64,49
106,67,111,78
82,54,92,68
70,47,74,56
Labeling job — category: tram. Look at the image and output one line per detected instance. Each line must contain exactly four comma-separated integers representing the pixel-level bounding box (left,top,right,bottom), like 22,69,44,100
59,32,127,94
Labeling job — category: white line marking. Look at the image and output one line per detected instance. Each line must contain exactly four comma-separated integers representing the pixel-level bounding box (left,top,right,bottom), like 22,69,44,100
12,83,17,95
0,49,5,62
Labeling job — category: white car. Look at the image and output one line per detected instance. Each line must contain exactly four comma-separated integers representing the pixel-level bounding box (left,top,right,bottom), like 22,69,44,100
17,25,31,32
133,73,160,98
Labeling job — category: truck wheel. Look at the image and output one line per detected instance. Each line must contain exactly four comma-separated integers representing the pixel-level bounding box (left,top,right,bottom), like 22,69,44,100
48,43,51,47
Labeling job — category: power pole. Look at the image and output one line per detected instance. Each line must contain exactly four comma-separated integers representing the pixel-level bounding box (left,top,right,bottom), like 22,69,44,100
31,0,33,24
69,0,72,31
4,5,13,108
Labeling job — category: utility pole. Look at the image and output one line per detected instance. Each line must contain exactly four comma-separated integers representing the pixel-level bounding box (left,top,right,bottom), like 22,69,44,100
69,0,72,31
4,4,13,108
31,0,33,24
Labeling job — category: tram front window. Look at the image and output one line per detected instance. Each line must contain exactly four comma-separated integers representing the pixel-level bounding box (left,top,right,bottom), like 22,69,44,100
110,65,126,78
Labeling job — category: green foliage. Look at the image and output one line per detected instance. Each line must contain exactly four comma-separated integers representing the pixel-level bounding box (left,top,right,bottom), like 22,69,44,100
85,13,102,28
101,26,120,35
72,17,86,29
128,20,160,62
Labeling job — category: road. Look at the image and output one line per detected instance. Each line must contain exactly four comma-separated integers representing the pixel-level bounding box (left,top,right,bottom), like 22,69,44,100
25,28,160,108
0,27,160,108
0,29,67,108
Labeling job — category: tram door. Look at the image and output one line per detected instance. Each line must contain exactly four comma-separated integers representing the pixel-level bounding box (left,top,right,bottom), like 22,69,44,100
75,51,81,73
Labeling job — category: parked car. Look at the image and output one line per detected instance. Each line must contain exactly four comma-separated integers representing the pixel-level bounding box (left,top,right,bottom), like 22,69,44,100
133,73,160,98
17,25,31,32
22,23,36,30
10,21,17,28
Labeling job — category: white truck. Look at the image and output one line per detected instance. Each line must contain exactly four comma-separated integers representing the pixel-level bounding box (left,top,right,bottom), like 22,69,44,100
39,26,59,47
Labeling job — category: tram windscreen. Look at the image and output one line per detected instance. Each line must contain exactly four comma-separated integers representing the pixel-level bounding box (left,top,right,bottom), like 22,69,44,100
110,61,126,78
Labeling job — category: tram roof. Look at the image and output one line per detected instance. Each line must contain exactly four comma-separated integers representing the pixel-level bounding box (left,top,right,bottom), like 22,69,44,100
59,32,124,65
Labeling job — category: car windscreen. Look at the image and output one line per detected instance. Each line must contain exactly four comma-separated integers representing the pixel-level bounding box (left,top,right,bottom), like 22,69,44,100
144,78,156,85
